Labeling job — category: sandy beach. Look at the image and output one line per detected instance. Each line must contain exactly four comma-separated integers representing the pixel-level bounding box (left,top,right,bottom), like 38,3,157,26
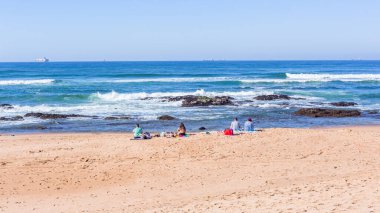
0,126,379,212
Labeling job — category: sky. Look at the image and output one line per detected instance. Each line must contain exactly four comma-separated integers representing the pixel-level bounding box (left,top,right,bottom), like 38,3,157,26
0,0,379,62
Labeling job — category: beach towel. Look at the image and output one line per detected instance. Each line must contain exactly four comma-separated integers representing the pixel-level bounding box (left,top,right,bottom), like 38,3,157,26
130,137,142,140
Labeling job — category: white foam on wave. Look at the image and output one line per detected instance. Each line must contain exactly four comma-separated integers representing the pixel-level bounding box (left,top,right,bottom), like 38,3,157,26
241,73,380,83
241,79,295,83
0,89,278,122
0,101,179,121
0,79,55,85
285,73,380,82
90,89,274,102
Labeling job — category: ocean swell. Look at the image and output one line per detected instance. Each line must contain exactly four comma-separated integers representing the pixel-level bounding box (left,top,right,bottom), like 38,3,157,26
108,77,236,83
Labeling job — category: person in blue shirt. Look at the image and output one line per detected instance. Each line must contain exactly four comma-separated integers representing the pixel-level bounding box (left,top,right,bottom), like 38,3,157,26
244,118,254,132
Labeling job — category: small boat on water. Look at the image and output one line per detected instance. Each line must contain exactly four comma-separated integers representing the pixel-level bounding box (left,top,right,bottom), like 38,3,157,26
35,57,49,62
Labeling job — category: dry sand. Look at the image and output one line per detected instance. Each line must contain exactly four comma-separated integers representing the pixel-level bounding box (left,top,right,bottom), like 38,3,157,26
0,126,379,212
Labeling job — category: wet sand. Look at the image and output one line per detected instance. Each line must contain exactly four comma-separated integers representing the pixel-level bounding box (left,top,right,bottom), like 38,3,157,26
0,126,379,212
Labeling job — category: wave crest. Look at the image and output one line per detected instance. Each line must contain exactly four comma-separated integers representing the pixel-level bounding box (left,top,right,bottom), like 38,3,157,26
90,89,274,102
0,79,55,85
286,73,380,82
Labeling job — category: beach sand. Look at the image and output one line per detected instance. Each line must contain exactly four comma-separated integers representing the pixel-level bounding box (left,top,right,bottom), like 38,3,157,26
0,126,379,212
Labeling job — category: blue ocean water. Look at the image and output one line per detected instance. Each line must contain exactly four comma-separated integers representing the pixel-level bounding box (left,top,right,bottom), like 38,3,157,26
0,61,379,133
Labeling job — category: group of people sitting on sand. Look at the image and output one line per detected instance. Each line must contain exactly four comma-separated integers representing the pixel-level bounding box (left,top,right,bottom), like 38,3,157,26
230,117,254,133
222,117,255,135
132,122,187,139
132,117,254,139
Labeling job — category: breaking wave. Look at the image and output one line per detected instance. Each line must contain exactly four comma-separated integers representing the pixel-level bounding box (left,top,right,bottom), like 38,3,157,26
0,79,55,85
90,89,274,101
285,73,380,82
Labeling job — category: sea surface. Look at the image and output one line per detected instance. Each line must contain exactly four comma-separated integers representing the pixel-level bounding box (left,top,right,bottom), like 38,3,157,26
0,61,379,133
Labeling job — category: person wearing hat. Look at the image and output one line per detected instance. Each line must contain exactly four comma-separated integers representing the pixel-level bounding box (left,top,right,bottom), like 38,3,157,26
244,117,254,132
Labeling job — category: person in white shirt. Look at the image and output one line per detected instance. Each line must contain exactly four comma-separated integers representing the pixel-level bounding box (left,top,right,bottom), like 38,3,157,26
230,117,240,132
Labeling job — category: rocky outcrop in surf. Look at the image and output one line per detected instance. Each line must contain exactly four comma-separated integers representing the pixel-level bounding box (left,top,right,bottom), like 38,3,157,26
164,95,233,107
182,96,233,107
295,108,361,117
24,113,90,120
104,116,130,120
366,110,379,114
0,116,24,121
255,94,291,101
157,115,176,120
329,102,357,107
0,104,13,109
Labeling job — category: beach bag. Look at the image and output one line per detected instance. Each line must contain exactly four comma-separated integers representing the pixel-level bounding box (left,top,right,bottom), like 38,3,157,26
224,129,233,135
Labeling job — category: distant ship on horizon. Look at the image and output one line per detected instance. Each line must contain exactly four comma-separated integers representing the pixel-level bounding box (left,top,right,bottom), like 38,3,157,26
35,57,49,62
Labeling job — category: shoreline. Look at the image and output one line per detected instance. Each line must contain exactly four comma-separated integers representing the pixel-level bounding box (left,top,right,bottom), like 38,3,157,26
0,126,379,212
1,124,379,135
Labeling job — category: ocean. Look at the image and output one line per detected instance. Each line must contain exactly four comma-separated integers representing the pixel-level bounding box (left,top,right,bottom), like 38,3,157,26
0,61,379,133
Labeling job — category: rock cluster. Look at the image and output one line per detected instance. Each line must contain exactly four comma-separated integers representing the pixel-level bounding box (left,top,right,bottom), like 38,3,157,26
295,108,361,117
164,95,233,107
330,102,357,107
157,115,176,120
0,104,13,109
24,113,87,119
255,94,291,101
0,116,24,121
104,116,130,120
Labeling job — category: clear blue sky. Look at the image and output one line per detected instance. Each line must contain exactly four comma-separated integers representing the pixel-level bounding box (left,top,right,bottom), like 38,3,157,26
1,0,379,61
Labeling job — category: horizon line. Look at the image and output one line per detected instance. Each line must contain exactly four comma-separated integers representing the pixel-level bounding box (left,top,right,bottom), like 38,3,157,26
1,59,380,63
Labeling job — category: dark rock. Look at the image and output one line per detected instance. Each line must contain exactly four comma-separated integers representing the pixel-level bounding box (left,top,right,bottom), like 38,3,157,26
24,113,86,119
367,110,379,114
199,127,206,131
0,116,24,121
309,102,323,105
163,95,233,107
295,108,361,117
292,97,306,100
157,115,176,120
140,97,155,100
104,116,130,120
184,96,232,107
255,94,291,101
330,102,357,107
0,104,13,109
164,96,186,102
104,117,118,120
